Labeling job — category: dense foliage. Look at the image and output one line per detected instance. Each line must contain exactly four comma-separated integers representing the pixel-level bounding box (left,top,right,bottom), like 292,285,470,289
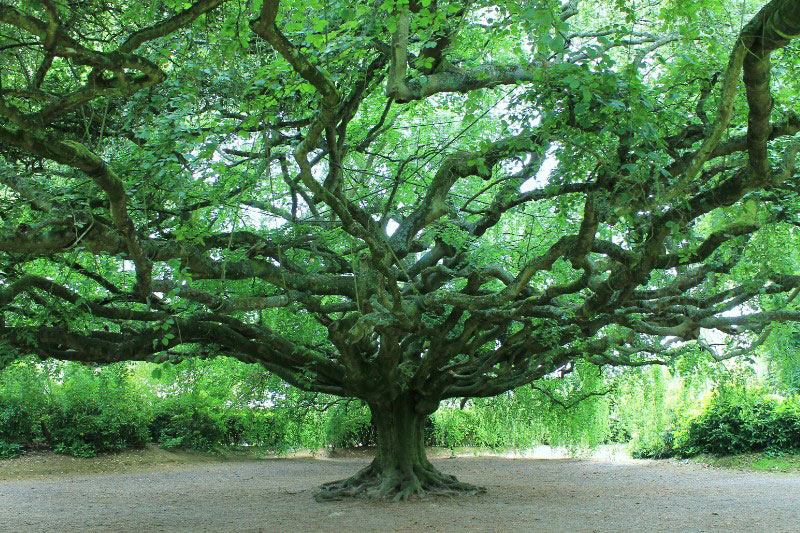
0,361,150,457
631,381,800,459
3,337,800,464
2,0,800,499
0,355,615,457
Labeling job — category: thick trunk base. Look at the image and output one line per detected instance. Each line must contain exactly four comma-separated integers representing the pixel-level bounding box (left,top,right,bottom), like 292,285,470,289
314,395,486,502
314,457,486,502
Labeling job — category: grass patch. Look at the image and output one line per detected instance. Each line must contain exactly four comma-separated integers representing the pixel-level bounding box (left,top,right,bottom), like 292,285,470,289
693,452,800,474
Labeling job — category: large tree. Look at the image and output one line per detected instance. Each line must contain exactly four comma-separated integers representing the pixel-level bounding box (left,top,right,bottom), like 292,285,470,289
2,0,800,500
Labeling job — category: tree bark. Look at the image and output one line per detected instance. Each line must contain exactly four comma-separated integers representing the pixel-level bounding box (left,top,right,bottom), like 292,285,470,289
314,394,486,501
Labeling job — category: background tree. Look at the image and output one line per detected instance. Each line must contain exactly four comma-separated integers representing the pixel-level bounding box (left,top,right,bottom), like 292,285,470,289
1,0,800,500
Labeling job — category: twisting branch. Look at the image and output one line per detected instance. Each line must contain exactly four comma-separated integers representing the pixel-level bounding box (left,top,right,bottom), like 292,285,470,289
530,383,614,410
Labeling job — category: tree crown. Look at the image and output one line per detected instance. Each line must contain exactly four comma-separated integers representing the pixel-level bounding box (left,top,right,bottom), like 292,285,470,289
1,0,799,407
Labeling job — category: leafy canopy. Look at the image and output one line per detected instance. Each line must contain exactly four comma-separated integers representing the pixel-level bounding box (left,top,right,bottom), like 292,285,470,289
1,0,800,409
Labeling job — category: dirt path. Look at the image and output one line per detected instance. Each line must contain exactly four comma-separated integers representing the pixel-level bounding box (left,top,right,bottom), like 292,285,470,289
1,449,798,532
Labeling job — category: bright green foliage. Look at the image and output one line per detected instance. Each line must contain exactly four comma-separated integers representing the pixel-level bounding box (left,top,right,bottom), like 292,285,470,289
0,360,45,446
0,356,618,456
43,365,152,457
4,353,800,461
2,0,800,498
0,360,150,457
221,409,282,448
150,396,226,451
324,402,379,448
434,363,612,449
0,440,21,459
765,324,800,393
678,386,800,456
619,366,704,458
631,383,800,458
431,408,479,448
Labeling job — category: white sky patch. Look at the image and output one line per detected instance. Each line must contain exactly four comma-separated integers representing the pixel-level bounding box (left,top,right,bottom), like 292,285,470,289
521,148,558,192
697,303,758,366
239,204,286,230
386,219,399,236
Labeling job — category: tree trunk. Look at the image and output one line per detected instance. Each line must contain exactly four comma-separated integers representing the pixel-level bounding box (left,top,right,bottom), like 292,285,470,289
315,394,486,501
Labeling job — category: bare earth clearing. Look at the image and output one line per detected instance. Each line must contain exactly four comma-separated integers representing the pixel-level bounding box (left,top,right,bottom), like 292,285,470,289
1,447,799,532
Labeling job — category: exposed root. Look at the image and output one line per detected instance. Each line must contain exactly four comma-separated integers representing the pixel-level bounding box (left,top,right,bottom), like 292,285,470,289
314,461,486,502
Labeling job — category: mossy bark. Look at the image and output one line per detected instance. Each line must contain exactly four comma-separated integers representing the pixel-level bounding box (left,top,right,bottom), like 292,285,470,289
315,394,485,501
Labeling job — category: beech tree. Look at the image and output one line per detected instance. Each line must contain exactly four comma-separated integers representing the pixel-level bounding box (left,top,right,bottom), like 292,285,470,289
2,0,800,500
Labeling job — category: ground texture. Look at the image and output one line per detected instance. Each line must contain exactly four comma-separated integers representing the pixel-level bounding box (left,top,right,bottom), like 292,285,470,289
1,447,799,532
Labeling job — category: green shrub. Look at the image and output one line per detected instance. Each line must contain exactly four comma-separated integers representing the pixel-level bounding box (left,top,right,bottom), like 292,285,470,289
432,408,480,448
220,409,248,445
628,385,800,459
666,386,800,457
683,396,763,455
605,413,632,444
325,404,376,448
0,360,47,446
0,440,22,459
770,402,800,450
630,430,676,459
150,395,226,451
43,365,151,457
0,399,39,446
220,409,283,448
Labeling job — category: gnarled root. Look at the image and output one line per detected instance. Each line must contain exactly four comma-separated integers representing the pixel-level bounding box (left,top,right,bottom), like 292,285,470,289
314,461,486,502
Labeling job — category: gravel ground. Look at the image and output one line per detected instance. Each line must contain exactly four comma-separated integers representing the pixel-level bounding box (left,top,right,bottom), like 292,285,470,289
1,449,799,532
